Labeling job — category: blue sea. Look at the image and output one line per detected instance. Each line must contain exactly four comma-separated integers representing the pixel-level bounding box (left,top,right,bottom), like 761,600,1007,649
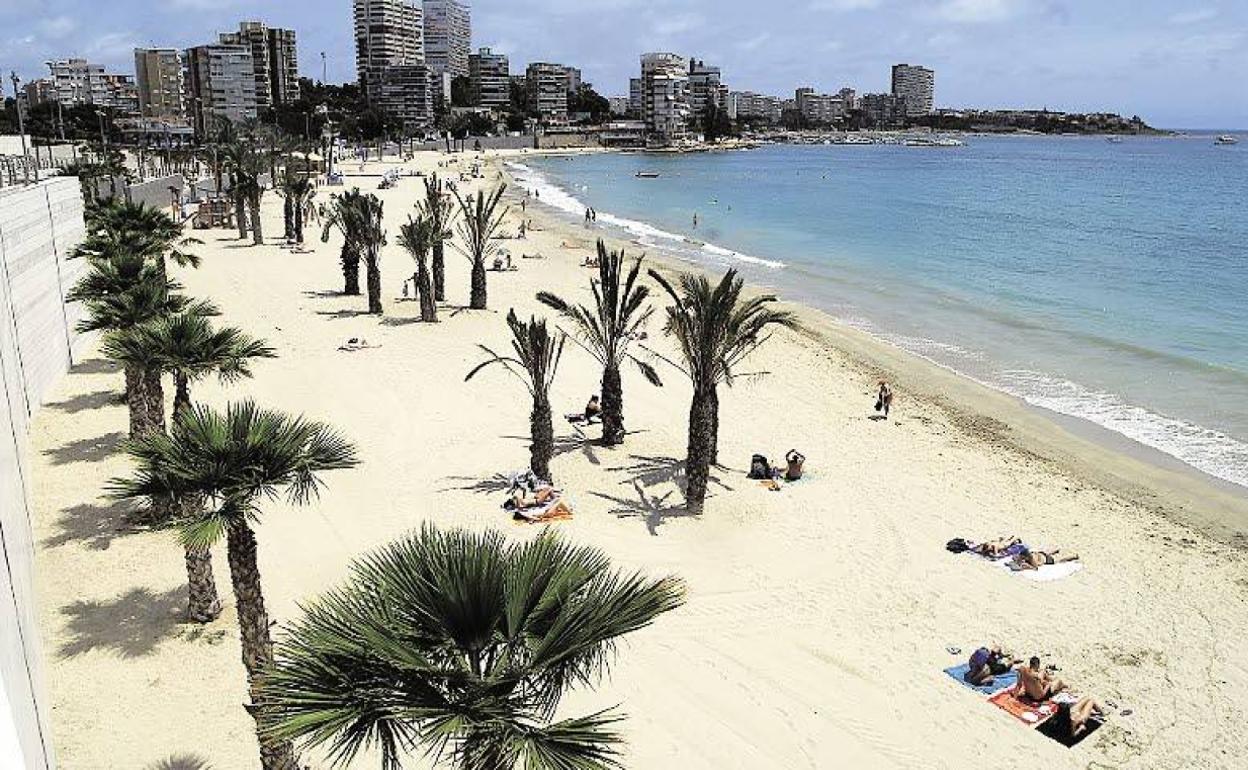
509,134,1248,490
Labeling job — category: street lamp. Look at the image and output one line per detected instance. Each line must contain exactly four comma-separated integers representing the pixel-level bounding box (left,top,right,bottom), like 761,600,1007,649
9,71,37,183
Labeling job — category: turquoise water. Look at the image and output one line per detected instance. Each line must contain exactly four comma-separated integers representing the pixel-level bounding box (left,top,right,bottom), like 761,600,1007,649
510,135,1248,489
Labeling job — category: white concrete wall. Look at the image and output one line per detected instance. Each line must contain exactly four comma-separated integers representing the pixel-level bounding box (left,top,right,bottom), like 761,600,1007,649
0,176,88,770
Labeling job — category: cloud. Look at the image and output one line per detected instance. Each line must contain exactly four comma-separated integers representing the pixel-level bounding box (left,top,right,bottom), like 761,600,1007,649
37,16,77,39
933,0,1018,23
737,33,771,51
1169,8,1218,25
809,0,884,10
651,12,704,37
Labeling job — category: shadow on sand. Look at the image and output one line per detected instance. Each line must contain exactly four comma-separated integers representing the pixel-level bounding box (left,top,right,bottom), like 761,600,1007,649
57,586,186,659
45,389,122,414
41,500,145,551
43,431,125,466
69,358,121,376
146,754,214,770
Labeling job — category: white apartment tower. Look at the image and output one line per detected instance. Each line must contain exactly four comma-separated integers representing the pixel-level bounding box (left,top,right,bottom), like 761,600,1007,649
354,0,425,99
526,62,570,124
185,44,258,136
688,59,728,117
422,0,471,79
134,48,187,120
468,47,510,109
891,63,934,116
218,21,301,108
640,53,690,144
43,59,139,112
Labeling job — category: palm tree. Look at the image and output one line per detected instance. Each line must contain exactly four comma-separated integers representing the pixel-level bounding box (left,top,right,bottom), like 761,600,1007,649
110,402,358,770
219,140,251,240
419,173,456,302
320,189,364,296
79,199,201,278
277,170,315,244
397,214,437,322
538,241,661,445
259,525,685,770
647,269,797,513
454,184,508,310
341,193,386,314
466,310,564,481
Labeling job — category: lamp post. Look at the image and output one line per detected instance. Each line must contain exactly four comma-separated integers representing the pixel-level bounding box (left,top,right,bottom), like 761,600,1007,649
9,71,37,183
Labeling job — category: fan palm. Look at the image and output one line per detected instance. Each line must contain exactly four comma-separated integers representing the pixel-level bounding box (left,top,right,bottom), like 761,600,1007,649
110,401,358,770
278,168,315,244
78,199,202,277
398,214,438,322
454,184,509,310
538,241,661,445
259,525,685,770
219,140,252,240
320,189,365,296
419,173,456,302
647,269,797,513
340,193,386,314
466,310,564,481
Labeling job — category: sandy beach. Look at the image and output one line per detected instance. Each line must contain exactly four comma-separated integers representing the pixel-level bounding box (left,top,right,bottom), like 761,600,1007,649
28,148,1248,769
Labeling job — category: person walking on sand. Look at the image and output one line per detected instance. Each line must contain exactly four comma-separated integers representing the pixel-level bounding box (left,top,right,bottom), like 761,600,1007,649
875,381,894,419
585,208,592,225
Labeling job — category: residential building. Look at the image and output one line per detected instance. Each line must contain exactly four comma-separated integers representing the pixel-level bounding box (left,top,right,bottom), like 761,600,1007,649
134,48,188,120
837,87,857,111
468,47,509,109
185,44,258,137
628,77,642,115
563,66,582,93
607,96,631,116
526,62,570,125
353,0,425,102
891,63,934,116
688,59,728,117
795,87,846,125
218,21,301,108
375,63,433,132
640,52,690,144
21,79,54,108
422,0,471,79
860,92,908,127
42,59,139,112
728,91,782,123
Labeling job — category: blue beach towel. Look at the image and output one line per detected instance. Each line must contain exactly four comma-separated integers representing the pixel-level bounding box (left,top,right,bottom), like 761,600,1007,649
944,663,1019,695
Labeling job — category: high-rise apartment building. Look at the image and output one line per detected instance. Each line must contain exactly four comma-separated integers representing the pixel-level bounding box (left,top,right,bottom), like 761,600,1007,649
628,77,642,115
42,59,139,112
563,66,582,93
860,92,908,127
354,0,425,99
376,63,433,131
218,21,300,109
640,53,690,144
795,87,846,125
728,91,782,123
134,48,188,120
525,62,570,124
468,47,510,109
185,44,258,136
688,59,728,117
422,0,471,79
891,63,934,116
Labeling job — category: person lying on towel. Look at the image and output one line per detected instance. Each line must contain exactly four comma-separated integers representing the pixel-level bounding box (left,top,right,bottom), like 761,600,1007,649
1010,547,1079,570
508,482,572,522
1016,656,1068,701
965,646,1020,686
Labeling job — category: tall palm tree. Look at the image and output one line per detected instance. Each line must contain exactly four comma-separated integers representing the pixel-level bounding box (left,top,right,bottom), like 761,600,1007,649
79,199,202,278
259,525,685,770
110,401,358,770
454,184,508,310
466,310,564,481
219,140,251,240
340,193,386,314
397,214,437,322
320,189,365,296
105,313,275,623
538,241,661,445
419,173,455,302
647,269,797,513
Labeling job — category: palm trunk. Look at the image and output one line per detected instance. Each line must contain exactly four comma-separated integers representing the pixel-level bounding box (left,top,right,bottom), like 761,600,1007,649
469,258,487,310
365,252,382,314
432,240,446,301
341,245,360,295
225,523,301,770
235,192,249,239
124,365,144,439
141,366,166,437
601,364,625,445
684,388,716,513
415,260,436,322
250,192,263,245
294,203,304,243
708,386,720,465
282,196,293,240
174,372,222,623
531,393,554,481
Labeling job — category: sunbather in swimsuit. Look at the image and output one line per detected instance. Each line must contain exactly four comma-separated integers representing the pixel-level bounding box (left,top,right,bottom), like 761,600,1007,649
1012,548,1079,570
1017,657,1067,701
973,537,1021,559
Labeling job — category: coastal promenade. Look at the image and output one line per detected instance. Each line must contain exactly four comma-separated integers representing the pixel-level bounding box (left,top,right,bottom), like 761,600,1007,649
27,149,1248,769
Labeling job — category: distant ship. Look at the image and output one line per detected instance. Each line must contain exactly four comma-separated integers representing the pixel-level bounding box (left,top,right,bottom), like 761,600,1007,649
1106,137,1124,144
635,171,661,178
1214,135,1239,145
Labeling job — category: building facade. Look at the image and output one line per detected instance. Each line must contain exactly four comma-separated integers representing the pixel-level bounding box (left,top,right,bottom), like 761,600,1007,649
688,59,728,118
134,48,188,120
468,47,510,110
891,63,934,116
42,59,139,112
640,52,690,144
526,62,570,125
628,77,642,116
184,44,259,137
375,63,433,132
728,91,782,123
354,0,425,100
795,87,847,125
218,22,300,109
860,92,908,128
423,0,471,79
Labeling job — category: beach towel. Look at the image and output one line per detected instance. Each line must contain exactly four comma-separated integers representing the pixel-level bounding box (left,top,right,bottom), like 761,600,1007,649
988,689,1060,727
1008,561,1084,582
513,497,573,523
944,664,1019,695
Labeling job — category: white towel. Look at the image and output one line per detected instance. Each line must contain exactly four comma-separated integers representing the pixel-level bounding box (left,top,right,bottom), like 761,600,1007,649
1016,561,1083,582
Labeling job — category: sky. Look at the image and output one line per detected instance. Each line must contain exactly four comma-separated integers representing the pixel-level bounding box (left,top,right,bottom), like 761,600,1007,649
2,0,1246,128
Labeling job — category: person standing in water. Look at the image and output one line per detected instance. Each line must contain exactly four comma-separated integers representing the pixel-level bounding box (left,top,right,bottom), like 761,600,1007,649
693,212,699,228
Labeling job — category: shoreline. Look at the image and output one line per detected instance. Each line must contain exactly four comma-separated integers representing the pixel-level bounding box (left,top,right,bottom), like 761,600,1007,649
500,150,1248,547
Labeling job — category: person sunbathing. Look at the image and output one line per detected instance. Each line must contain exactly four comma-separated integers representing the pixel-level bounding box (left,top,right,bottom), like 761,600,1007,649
965,646,1018,686
974,536,1022,559
511,483,559,510
1011,547,1079,570
1049,696,1104,742
1016,656,1067,701
584,395,602,424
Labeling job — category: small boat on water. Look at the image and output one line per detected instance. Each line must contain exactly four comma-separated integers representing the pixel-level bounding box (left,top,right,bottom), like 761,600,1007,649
1214,135,1239,145
1106,136,1124,144
635,171,661,178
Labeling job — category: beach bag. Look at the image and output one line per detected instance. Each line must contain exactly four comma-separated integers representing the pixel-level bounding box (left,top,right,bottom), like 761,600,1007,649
946,538,970,553
748,454,771,480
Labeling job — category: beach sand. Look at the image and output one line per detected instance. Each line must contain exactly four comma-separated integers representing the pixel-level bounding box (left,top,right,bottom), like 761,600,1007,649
28,148,1248,769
